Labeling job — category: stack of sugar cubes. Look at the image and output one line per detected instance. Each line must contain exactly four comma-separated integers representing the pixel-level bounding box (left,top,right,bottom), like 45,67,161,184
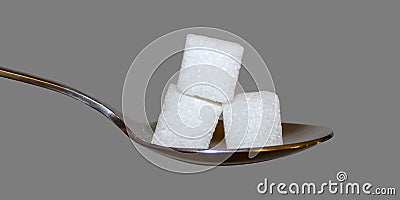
151,34,283,149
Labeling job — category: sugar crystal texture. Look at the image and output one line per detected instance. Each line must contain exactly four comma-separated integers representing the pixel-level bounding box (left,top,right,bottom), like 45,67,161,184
222,91,283,149
177,34,244,103
151,84,222,148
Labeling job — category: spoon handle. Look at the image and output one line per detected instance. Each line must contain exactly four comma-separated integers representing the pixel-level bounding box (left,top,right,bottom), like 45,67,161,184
0,66,129,137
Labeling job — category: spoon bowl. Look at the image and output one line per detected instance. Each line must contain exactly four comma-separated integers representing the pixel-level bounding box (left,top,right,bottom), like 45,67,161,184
133,121,332,165
0,66,333,166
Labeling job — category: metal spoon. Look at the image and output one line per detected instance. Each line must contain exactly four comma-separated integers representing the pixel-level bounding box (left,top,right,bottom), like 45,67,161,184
0,66,333,166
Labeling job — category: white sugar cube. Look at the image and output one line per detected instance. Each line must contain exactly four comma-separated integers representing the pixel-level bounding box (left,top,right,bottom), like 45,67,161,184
223,91,283,149
151,84,222,148
177,34,244,103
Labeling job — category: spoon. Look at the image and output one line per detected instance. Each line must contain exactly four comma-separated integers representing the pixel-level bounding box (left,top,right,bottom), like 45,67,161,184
0,66,333,166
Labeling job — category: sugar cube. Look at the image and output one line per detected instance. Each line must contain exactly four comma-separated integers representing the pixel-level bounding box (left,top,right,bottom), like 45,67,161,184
177,34,244,103
152,84,222,148
223,91,283,149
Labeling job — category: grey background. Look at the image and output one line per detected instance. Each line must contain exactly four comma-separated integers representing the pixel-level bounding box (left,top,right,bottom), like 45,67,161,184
0,0,399,199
